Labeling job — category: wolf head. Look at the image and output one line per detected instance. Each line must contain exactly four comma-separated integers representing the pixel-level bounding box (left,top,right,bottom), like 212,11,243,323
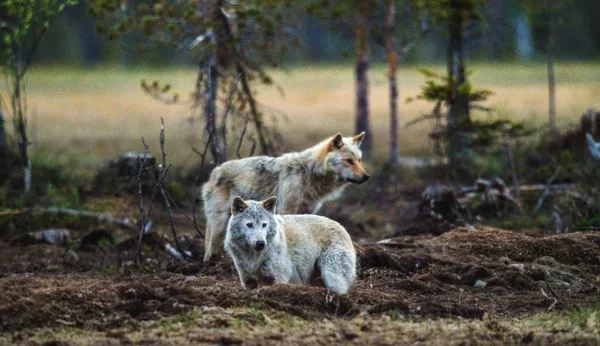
321,132,370,184
228,196,278,253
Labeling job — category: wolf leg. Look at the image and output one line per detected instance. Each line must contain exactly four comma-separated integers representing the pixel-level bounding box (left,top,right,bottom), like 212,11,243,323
202,183,231,262
203,224,215,262
203,212,229,262
319,248,356,295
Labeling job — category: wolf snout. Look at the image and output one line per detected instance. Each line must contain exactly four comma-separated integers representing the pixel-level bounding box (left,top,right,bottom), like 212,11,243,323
362,174,370,182
254,240,266,252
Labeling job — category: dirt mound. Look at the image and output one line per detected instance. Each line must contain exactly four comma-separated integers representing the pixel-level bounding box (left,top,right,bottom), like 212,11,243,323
0,227,599,334
353,228,599,319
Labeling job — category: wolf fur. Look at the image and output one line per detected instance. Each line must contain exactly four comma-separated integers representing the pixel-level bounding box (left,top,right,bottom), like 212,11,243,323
202,132,369,262
224,196,357,295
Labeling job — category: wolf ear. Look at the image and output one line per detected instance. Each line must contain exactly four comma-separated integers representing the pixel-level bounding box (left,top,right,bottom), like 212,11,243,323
261,196,277,214
352,132,366,147
231,196,248,215
329,133,344,151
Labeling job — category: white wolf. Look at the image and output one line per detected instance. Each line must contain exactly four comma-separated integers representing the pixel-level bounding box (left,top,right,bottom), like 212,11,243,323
224,196,357,295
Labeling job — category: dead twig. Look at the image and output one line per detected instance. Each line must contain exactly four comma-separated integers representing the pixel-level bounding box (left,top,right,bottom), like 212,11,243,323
544,281,559,300
540,287,558,311
157,118,188,259
218,9,272,155
220,73,242,160
487,293,506,316
193,128,215,175
236,117,251,159
248,138,258,157
503,130,521,205
135,138,150,264
165,189,205,234
533,167,562,214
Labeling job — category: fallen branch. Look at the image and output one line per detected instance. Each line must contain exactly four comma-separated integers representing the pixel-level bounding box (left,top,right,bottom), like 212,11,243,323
10,229,70,246
514,183,576,193
0,207,137,233
165,242,192,260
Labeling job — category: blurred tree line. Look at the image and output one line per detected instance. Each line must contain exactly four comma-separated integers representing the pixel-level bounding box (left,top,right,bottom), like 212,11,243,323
31,0,600,67
2,0,599,194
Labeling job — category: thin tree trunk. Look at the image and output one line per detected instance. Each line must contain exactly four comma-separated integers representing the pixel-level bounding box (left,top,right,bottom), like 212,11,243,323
446,19,459,165
238,66,270,155
205,29,224,166
12,66,31,193
547,0,557,138
485,0,503,61
385,0,399,166
355,6,372,154
217,7,271,156
0,109,6,163
446,9,471,167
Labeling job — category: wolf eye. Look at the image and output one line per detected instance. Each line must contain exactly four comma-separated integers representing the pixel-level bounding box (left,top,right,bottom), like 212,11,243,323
262,223,267,228
246,222,253,228
346,159,353,165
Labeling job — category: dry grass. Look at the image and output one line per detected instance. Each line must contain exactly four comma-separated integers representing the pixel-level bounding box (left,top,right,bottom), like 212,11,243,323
7,306,600,345
8,61,600,167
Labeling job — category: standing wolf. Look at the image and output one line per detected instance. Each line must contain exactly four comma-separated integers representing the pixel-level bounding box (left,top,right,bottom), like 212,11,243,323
202,132,369,262
225,196,357,294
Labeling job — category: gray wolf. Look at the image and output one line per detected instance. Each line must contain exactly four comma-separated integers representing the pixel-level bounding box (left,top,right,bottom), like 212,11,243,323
224,196,357,294
202,132,369,262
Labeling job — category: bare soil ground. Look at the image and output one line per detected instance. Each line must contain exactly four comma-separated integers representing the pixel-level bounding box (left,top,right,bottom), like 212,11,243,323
1,171,599,345
1,222,599,345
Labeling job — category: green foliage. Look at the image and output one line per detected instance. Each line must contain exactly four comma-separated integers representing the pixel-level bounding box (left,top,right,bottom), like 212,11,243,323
44,183,81,209
166,181,185,201
97,264,118,275
90,0,304,156
409,68,493,104
413,0,484,29
408,68,534,162
487,212,551,233
2,151,88,209
0,0,78,69
90,0,296,68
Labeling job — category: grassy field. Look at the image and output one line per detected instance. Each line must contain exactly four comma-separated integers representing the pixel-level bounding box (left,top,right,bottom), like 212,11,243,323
11,61,600,168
